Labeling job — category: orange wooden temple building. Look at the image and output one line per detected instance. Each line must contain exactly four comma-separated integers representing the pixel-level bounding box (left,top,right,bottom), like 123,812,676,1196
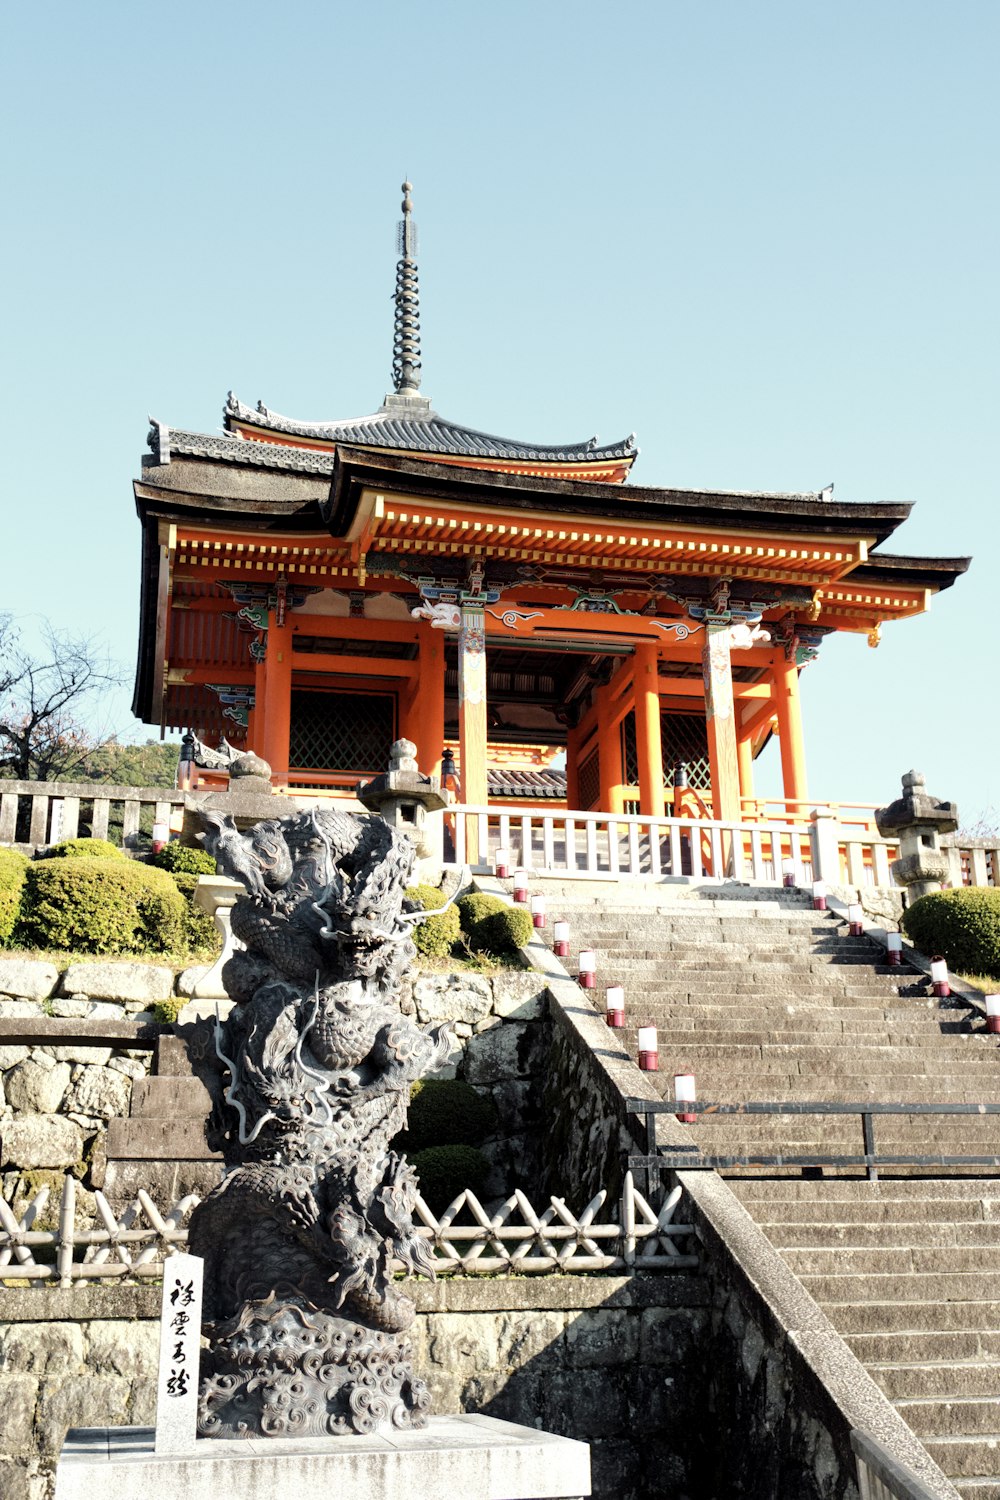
132,185,968,826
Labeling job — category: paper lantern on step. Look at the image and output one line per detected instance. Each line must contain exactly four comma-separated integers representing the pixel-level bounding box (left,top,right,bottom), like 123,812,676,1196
553,919,570,958
930,956,950,998
985,995,1000,1035
513,869,529,903
605,985,625,1028
886,931,902,967
782,858,797,889
637,1026,659,1072
674,1072,697,1124
848,902,864,938
495,847,511,880
530,895,547,929
812,880,827,912
578,950,597,989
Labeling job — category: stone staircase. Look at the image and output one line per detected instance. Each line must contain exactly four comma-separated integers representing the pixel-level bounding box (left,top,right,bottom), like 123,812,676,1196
547,881,1000,1498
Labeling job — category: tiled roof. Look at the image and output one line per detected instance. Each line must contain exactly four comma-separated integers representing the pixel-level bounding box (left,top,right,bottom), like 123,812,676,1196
224,393,638,465
147,423,336,475
486,768,567,799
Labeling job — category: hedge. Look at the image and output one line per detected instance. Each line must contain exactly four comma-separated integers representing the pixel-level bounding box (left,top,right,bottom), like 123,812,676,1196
403,1078,496,1153
458,893,532,957
0,849,29,946
17,857,187,956
902,888,1000,980
405,883,461,958
152,842,217,876
169,871,222,957
411,1144,489,1214
45,837,123,860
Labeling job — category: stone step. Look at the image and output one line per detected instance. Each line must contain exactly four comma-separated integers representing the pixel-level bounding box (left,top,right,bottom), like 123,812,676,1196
729,1180,1000,1203
644,1028,981,1048
868,1361,1000,1401
106,1117,221,1162
757,1221,1000,1248
748,1201,994,1226
780,1246,1000,1277
823,1300,1000,1335
954,1481,1000,1499
896,1397,1000,1438
130,1075,213,1117
845,1332,1000,1365
922,1437,1000,1480
800,1271,995,1303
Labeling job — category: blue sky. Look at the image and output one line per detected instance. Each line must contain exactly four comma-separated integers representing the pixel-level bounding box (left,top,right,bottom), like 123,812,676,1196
1,2,996,821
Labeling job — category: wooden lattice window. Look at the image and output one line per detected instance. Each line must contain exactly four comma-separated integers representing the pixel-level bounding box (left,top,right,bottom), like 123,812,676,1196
289,690,395,773
578,747,600,811
662,712,711,791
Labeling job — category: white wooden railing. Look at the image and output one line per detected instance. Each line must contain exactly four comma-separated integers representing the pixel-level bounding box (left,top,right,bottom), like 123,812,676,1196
0,780,184,852
445,804,900,888
851,1430,955,1500
0,1172,696,1288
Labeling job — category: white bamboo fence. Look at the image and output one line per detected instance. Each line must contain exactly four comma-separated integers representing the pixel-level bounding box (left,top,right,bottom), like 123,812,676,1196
0,1172,696,1289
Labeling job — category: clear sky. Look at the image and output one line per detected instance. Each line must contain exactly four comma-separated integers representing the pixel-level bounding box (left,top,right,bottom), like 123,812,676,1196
1,1,996,822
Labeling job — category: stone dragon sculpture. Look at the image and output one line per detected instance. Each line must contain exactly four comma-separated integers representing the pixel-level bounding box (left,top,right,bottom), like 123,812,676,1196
186,805,453,1439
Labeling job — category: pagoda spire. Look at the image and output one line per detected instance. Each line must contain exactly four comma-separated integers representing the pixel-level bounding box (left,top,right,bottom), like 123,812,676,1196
391,180,422,396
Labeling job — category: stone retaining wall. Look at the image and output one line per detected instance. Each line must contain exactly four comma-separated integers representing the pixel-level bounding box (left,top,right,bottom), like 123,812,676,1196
0,1275,708,1500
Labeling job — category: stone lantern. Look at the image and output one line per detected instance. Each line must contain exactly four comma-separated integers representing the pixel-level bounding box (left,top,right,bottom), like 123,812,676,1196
875,770,958,901
356,739,449,884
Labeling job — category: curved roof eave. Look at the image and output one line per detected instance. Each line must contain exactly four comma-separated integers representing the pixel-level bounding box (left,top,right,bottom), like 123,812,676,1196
223,392,638,464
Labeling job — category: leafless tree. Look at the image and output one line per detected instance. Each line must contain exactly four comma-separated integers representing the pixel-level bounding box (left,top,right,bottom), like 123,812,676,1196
0,615,126,782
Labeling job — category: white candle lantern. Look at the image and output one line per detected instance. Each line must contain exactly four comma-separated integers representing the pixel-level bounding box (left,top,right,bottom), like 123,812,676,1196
637,1025,659,1072
553,919,570,958
848,902,864,937
151,822,169,855
578,950,597,989
605,985,625,1028
930,956,950,998
782,857,797,889
513,869,529,903
986,995,1000,1035
887,931,903,966
812,880,827,912
530,894,547,929
674,1071,697,1124
495,847,511,880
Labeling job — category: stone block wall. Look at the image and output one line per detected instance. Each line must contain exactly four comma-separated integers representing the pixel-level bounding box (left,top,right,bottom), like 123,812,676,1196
403,969,553,1198
0,1276,709,1500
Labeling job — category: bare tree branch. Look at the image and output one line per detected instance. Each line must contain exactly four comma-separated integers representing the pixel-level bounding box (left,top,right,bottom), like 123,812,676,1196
0,615,127,782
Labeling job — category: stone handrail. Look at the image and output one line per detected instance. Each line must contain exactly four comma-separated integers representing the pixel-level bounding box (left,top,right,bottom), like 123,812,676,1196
852,1429,960,1500
0,779,183,852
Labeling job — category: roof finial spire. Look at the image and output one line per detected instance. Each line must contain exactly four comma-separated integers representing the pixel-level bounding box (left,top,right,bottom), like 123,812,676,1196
392,180,422,395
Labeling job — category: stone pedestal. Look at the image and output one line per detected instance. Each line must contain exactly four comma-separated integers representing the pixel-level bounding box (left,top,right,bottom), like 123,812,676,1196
55,1415,590,1500
189,875,244,1000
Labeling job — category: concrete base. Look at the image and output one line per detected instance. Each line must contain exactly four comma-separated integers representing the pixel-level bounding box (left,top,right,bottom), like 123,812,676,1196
55,1414,590,1500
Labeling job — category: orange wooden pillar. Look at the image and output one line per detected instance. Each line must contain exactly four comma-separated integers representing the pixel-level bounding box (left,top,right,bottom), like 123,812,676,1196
249,648,267,758
565,723,581,810
634,642,665,818
773,655,808,806
458,601,487,862
701,621,741,823
737,731,755,804
261,614,293,783
413,625,445,781
596,683,625,814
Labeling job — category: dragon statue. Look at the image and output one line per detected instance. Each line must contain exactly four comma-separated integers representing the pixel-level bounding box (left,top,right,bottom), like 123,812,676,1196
186,805,453,1439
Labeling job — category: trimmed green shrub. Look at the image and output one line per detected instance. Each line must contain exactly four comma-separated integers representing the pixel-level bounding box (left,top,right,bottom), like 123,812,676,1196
0,849,29,946
151,998,185,1024
17,858,186,956
457,892,509,931
45,837,123,860
404,1078,496,1153
411,1144,489,1214
169,871,222,958
902,888,1000,980
460,897,532,958
152,842,216,876
405,883,461,958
